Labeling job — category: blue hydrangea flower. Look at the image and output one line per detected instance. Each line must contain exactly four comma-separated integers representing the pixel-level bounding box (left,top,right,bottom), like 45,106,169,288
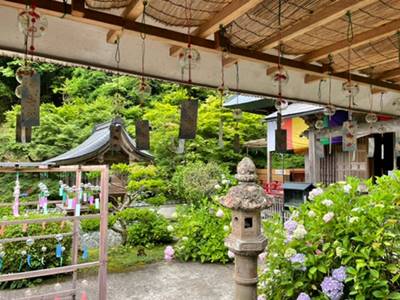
332,266,347,282
284,219,298,234
321,276,344,300
290,253,306,264
297,293,311,300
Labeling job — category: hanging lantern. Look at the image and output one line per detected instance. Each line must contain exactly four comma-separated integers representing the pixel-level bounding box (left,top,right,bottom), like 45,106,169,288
18,7,48,38
323,105,336,117
232,108,243,122
365,112,378,124
274,99,288,111
271,67,289,87
342,81,359,99
315,119,325,130
178,47,201,70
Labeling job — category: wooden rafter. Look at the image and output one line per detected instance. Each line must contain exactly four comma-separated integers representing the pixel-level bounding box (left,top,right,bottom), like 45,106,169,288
375,67,400,80
106,0,144,44
1,0,400,92
304,74,325,84
71,0,85,17
300,18,400,63
169,0,263,57
255,0,378,51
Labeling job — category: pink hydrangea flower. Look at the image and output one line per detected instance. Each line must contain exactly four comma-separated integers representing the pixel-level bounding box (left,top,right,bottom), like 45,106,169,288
164,245,175,261
258,252,267,264
227,250,235,259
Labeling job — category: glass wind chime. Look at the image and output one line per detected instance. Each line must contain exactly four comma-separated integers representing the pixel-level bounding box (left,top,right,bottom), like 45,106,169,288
342,11,359,155
15,2,47,143
138,0,151,102
342,11,359,115
176,0,199,154
271,0,289,153
135,1,151,151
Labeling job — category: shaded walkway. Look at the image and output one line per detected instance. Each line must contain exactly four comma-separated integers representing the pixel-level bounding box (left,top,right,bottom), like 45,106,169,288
0,262,234,300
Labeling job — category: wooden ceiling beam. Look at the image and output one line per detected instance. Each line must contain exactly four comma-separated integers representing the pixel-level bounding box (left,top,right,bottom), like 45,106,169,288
304,74,325,84
71,0,85,17
255,0,378,51
170,0,263,57
375,67,400,81
106,0,144,44
300,18,400,63
2,0,400,92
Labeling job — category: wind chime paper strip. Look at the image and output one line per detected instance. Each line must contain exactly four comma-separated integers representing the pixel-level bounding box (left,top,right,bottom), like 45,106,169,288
179,100,198,139
342,121,357,152
16,114,32,143
395,131,400,157
21,73,40,127
368,137,375,158
136,120,150,150
275,128,287,153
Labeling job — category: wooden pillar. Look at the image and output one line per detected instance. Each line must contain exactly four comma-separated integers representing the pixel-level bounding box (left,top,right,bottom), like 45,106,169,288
99,165,109,300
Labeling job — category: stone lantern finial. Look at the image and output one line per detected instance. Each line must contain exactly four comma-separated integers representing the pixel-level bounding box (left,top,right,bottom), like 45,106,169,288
221,157,274,300
222,157,272,211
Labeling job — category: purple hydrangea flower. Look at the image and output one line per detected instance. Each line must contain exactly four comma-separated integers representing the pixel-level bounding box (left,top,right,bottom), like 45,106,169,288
321,276,344,300
290,253,306,264
284,219,298,234
332,266,347,282
297,293,311,300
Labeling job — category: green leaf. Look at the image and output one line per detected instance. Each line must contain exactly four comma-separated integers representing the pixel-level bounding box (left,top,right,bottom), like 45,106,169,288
388,292,400,299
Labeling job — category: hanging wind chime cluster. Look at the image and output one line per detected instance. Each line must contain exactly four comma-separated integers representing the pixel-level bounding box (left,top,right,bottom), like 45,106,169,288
15,2,47,143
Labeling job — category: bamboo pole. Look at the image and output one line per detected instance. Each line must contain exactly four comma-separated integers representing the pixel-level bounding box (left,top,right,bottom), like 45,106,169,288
0,214,100,226
98,166,109,300
19,288,76,300
71,168,82,300
0,232,73,244
0,262,99,282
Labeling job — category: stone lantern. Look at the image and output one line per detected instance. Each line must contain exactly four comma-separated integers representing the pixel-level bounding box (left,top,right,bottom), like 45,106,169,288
221,157,273,300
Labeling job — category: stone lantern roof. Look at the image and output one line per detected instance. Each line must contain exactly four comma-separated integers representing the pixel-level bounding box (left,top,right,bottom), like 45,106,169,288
221,157,273,211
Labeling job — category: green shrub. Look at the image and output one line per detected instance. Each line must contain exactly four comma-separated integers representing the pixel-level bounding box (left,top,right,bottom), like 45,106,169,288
80,218,100,232
174,199,231,263
0,213,72,289
114,208,172,246
171,161,232,203
258,175,400,299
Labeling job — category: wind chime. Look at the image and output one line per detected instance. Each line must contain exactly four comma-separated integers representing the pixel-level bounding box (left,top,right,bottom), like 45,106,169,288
136,0,151,151
342,11,358,155
0,244,4,272
177,0,199,154
271,0,289,154
324,58,337,155
366,82,378,158
15,2,47,143
12,172,20,217
38,182,49,214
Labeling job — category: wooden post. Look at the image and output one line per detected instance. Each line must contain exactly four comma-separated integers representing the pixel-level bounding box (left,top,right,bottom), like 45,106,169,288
99,165,109,300
71,167,82,299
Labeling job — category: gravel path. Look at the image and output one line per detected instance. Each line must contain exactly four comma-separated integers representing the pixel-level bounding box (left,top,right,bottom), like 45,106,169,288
0,262,234,300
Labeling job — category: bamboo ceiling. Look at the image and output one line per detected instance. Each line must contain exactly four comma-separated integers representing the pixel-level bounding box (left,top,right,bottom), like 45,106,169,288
3,0,400,114
90,0,400,83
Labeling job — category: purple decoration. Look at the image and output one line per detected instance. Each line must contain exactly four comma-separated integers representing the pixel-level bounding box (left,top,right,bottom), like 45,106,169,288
12,200,19,217
89,195,94,205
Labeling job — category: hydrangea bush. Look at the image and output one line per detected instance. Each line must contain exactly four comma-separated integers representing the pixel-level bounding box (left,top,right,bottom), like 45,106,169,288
258,175,400,299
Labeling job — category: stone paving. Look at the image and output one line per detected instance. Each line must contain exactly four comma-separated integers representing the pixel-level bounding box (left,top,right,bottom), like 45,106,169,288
0,262,234,300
